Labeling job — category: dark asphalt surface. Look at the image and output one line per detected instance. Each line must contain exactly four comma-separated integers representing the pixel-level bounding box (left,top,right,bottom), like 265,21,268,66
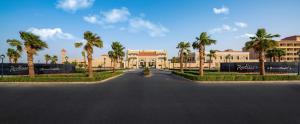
1,70,300,124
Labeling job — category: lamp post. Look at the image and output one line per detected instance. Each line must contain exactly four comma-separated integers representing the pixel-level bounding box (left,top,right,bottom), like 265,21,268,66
1,54,5,78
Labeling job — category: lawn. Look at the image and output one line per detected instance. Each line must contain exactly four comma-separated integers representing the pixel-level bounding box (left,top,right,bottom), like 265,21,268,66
172,71,300,81
0,71,123,82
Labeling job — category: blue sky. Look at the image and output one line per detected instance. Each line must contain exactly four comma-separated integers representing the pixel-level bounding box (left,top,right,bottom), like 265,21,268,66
1,0,300,63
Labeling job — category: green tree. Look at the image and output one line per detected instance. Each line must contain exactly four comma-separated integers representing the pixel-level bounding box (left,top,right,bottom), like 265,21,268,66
193,32,216,76
44,54,51,64
207,50,217,70
176,42,190,72
20,31,48,78
244,28,279,75
74,31,104,78
7,39,22,63
108,42,125,73
274,48,286,62
51,55,58,64
171,57,176,69
6,48,20,63
225,54,232,63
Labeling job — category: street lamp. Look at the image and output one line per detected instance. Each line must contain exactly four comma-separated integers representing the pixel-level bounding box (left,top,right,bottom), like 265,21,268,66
1,54,5,78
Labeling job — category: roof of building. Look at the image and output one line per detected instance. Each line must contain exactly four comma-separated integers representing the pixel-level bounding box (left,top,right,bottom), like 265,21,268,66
138,52,157,56
282,35,300,41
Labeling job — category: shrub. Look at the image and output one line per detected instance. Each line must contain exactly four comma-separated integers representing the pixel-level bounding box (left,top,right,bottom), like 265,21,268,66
172,71,300,81
143,67,150,75
0,71,123,82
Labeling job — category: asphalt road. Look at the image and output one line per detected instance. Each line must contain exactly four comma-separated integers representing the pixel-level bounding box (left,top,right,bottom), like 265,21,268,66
1,70,300,124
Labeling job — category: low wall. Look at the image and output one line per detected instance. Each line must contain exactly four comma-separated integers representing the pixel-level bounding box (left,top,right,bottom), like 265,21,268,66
221,62,299,73
0,63,75,75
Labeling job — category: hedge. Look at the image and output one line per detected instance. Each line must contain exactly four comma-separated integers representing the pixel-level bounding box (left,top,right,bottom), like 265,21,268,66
0,71,123,82
172,71,300,81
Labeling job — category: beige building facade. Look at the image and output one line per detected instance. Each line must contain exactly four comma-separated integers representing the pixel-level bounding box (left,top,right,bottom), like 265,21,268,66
126,50,168,69
278,35,300,62
170,49,256,69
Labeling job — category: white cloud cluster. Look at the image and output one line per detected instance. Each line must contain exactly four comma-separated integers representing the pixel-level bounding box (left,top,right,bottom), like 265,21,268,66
27,28,74,40
83,7,130,25
129,18,169,37
57,0,95,12
209,25,237,34
235,22,248,28
235,33,255,39
213,6,229,15
83,7,169,37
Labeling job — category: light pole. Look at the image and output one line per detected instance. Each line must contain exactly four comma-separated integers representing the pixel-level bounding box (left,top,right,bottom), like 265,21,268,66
1,54,5,78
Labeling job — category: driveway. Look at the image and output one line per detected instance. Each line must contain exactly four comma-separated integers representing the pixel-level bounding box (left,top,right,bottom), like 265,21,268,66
0,69,300,124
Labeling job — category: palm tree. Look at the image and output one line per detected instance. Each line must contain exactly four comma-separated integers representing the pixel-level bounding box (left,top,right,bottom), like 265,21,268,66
207,50,217,70
176,42,190,72
74,31,103,78
108,42,125,73
171,57,176,69
274,48,286,62
81,51,87,68
6,48,20,63
266,49,277,62
183,50,191,70
163,56,167,69
244,28,279,75
51,55,58,64
44,54,51,64
193,32,216,76
20,31,48,78
7,39,22,63
225,54,232,63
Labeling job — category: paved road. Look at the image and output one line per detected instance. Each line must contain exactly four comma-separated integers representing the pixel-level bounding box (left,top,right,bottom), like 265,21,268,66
1,70,300,124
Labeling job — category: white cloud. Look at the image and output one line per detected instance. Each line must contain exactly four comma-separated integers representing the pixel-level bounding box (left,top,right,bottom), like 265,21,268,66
56,0,94,12
235,22,248,28
27,28,74,40
83,15,101,24
83,7,169,37
83,7,130,25
235,33,255,39
101,7,130,23
209,25,237,34
213,6,229,15
129,18,169,37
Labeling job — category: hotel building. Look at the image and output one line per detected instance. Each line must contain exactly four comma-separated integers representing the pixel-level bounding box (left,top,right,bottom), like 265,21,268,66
126,50,168,69
170,49,256,69
278,35,300,62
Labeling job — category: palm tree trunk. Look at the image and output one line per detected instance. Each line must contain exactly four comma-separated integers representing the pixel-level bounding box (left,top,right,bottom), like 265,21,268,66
180,50,184,72
278,56,281,62
27,51,35,78
87,52,93,78
113,59,116,73
259,52,265,75
199,45,204,76
273,57,276,62
172,62,175,69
